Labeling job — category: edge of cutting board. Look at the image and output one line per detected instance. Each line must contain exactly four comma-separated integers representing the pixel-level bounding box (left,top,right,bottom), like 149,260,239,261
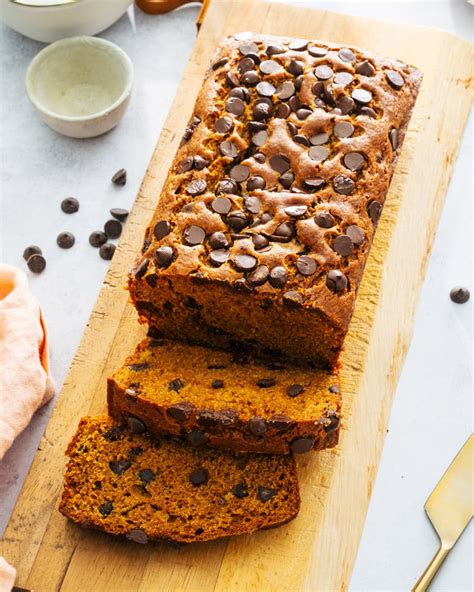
1,1,473,591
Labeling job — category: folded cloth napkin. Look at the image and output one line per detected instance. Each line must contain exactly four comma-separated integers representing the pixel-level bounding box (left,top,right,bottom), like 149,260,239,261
0,264,55,458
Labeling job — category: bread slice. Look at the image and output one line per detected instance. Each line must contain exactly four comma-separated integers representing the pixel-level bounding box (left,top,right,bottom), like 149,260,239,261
59,416,300,544
107,337,341,455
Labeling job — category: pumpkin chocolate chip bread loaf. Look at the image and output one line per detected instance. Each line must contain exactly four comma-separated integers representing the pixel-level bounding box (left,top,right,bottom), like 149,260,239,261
59,416,300,544
107,337,341,455
129,33,422,369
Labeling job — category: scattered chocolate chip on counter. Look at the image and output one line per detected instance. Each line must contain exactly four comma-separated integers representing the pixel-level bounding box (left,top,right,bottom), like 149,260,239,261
104,219,122,239
27,253,46,274
57,232,75,249
23,245,42,261
99,243,116,261
89,231,108,248
61,197,80,214
112,168,127,185
450,286,470,304
110,208,129,222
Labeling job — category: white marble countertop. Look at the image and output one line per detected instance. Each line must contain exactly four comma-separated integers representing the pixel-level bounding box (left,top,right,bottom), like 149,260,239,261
0,1,472,590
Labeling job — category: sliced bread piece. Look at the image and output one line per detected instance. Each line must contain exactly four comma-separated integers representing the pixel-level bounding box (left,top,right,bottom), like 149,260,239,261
59,416,300,544
107,337,341,455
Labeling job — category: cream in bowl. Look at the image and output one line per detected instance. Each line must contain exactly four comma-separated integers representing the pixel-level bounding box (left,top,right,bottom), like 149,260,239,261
26,36,133,138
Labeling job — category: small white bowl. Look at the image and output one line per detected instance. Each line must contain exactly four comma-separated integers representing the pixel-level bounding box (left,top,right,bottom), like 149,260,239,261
26,36,133,138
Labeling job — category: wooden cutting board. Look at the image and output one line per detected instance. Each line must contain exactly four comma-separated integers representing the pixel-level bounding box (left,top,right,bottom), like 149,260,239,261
2,1,472,590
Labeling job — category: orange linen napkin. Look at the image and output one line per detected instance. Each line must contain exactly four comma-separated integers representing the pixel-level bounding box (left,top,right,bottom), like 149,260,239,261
0,264,55,459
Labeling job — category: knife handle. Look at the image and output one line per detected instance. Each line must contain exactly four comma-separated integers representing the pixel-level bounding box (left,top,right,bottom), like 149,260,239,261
412,545,450,592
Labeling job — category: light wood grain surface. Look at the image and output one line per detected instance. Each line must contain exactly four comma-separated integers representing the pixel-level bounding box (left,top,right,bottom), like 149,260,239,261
1,1,472,590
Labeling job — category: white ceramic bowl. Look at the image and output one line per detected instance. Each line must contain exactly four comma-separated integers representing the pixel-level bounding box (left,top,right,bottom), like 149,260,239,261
26,36,133,138
0,0,132,44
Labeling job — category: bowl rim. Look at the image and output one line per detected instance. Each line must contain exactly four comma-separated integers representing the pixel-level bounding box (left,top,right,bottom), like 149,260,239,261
25,35,134,123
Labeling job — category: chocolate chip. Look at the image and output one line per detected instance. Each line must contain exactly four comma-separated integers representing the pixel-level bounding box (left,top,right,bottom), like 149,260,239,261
309,145,329,162
127,416,146,434
226,71,240,88
268,266,288,288
273,222,294,241
284,205,307,218
245,416,268,438
155,246,173,268
359,106,377,119
309,133,328,147
234,254,257,272
244,195,263,214
287,384,305,398
333,72,352,86
128,362,149,372
296,255,317,275
352,88,372,105
324,410,340,432
209,232,229,249
336,96,355,115
252,234,269,250
279,172,294,189
211,197,232,215
266,44,285,56
290,437,315,453
333,234,353,256
220,140,239,158
233,482,249,498
269,154,290,174
367,201,381,224
56,231,75,250
450,286,470,304
110,208,129,222
194,156,209,170
334,121,354,139
152,221,170,243
326,269,348,292
23,245,42,261
329,385,340,394
311,81,324,97
239,41,258,55
356,60,375,76
27,253,46,274
238,56,256,74
184,225,205,246
104,219,122,239
256,377,276,388
246,265,268,286
315,211,336,228
287,59,304,77
257,486,277,502
230,164,250,183
256,81,275,97
253,103,272,122
168,378,184,392
289,39,308,51
315,65,333,80
250,130,268,148
386,70,404,90
304,177,326,190
340,47,356,62
308,45,327,57
344,152,365,171
248,121,267,133
103,425,125,441
296,107,312,120
109,459,131,475
241,70,259,86
186,430,207,448
99,243,116,260
274,81,294,102
389,128,399,150
346,225,365,245
322,85,336,107
212,57,228,70
215,116,233,134
112,168,127,185
227,211,249,231
61,197,79,214
168,402,193,422
333,174,355,195
275,103,292,118
286,122,297,138
186,179,207,196
226,96,245,116
292,135,310,147
217,179,239,195
209,248,229,266
268,414,293,430
99,501,113,516
189,466,209,486
260,59,282,75
126,529,148,544
139,469,156,484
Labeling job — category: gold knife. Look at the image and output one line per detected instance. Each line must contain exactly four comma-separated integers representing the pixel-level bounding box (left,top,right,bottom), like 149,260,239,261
412,435,473,591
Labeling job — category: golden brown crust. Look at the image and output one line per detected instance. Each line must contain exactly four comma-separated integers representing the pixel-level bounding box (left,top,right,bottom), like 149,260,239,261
59,416,300,544
107,338,341,455
129,33,422,368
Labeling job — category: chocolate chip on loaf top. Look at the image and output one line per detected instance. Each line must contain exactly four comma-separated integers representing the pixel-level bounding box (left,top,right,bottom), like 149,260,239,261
59,416,300,544
129,33,422,368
